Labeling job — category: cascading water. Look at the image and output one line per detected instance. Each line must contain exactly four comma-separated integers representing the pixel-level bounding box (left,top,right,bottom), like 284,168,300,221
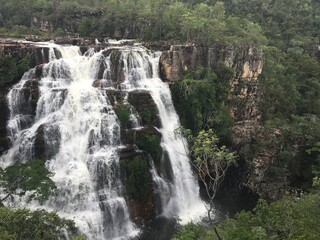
119,48,206,222
0,42,206,239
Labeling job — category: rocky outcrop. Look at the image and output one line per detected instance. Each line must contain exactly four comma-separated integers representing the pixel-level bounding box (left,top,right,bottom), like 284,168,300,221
34,124,61,161
128,91,161,128
248,147,288,200
92,86,162,225
159,44,263,147
0,40,47,155
0,39,53,68
227,48,263,170
90,51,175,224
120,152,155,226
160,43,289,201
159,44,262,82
0,88,9,154
159,44,207,82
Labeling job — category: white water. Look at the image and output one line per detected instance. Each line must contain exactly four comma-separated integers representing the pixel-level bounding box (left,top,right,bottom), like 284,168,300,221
119,47,207,222
0,43,206,239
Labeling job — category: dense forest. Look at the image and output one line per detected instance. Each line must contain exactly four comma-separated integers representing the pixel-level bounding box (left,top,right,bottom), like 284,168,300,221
0,0,267,45
1,0,320,239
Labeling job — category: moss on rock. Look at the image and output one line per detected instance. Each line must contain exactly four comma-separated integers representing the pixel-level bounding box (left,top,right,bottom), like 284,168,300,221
120,153,155,225
120,155,152,201
128,90,160,128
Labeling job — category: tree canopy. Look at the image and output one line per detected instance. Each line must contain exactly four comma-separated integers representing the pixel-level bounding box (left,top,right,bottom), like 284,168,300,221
190,129,237,220
0,207,83,240
0,0,266,46
174,191,320,240
0,160,82,239
0,159,57,204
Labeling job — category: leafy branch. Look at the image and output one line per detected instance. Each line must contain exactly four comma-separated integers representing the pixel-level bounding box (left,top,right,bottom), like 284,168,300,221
0,159,57,204
175,127,237,221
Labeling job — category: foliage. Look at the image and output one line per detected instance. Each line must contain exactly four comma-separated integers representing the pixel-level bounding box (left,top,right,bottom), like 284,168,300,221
0,159,57,204
135,133,163,168
114,103,130,127
172,223,216,240
307,142,320,188
120,155,152,201
223,0,320,51
256,43,320,186
0,0,320,237
258,47,320,122
0,53,30,88
174,191,320,240
0,0,318,49
171,66,233,139
0,206,83,240
172,78,216,134
178,128,237,220
191,129,236,203
217,192,320,240
139,108,153,125
190,129,237,177
0,0,267,46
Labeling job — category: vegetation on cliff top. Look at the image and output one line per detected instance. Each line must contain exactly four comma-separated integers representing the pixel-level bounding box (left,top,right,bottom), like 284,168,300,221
0,0,266,45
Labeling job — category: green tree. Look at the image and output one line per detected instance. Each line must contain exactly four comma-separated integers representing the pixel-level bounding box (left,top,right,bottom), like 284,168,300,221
174,191,320,240
0,53,30,88
172,223,216,240
180,128,237,221
171,66,233,138
0,207,83,240
217,192,320,240
307,142,320,187
0,159,57,204
163,2,188,39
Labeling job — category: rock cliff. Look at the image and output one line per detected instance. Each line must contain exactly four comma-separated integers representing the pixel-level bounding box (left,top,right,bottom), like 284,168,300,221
159,43,287,200
159,43,263,143
0,39,51,155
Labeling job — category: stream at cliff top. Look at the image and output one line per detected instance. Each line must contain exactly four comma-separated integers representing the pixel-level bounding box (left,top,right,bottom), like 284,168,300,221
0,42,207,239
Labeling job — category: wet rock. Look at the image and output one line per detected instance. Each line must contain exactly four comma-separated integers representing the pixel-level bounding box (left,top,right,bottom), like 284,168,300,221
128,90,161,128
22,79,40,116
34,124,61,160
0,89,9,154
120,153,155,226
100,49,125,83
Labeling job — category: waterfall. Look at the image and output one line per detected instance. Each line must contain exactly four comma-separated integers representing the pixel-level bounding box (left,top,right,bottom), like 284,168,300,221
119,48,206,222
0,43,206,239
